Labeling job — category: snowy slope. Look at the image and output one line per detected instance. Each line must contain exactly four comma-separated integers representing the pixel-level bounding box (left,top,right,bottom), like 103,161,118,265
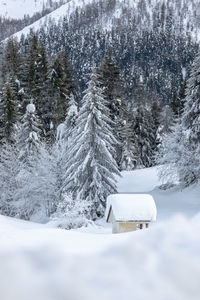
0,0,65,19
118,167,200,220
5,0,200,41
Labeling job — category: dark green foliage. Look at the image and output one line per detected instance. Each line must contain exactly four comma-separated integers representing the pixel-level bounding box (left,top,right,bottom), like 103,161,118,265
0,82,18,143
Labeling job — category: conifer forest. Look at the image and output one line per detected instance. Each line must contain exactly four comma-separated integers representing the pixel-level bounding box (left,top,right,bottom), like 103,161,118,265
0,0,199,224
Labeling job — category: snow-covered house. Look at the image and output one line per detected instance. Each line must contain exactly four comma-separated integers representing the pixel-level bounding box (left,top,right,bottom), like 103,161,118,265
106,194,157,234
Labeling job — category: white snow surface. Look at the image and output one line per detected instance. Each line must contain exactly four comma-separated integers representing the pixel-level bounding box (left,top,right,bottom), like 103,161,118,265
0,167,200,300
106,193,157,222
0,0,64,19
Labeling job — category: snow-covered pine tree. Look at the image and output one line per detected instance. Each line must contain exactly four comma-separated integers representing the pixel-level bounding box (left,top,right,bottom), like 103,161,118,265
118,98,138,171
62,93,78,142
0,82,18,143
179,52,200,185
159,104,175,136
0,142,19,217
2,37,21,80
62,71,120,219
16,102,42,166
52,93,78,212
134,103,156,168
156,120,184,186
120,118,138,171
47,53,70,137
96,51,125,166
157,51,200,187
14,102,57,221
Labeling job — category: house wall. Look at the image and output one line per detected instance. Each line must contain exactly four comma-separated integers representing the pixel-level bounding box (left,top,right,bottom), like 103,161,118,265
118,222,137,233
108,208,149,234
108,209,115,223
112,222,137,234
112,221,120,234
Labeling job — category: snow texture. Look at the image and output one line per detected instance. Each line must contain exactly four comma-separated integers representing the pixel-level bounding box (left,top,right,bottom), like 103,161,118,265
0,213,200,300
106,194,157,222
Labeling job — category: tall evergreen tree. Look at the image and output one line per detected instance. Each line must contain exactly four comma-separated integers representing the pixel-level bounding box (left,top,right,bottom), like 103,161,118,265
180,53,200,185
157,51,200,187
134,103,156,168
62,71,120,219
0,142,19,217
97,50,123,120
97,51,126,166
16,102,42,167
2,38,21,80
62,93,78,142
0,82,18,143
46,52,73,140
120,118,138,171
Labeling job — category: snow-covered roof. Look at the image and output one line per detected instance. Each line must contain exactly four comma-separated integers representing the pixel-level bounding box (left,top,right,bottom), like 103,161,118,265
106,194,157,222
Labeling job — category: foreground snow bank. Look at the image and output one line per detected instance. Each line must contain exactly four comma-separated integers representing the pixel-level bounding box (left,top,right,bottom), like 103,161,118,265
0,214,200,300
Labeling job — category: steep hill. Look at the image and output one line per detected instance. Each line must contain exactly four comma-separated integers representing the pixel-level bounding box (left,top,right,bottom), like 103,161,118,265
7,0,200,41
0,0,66,19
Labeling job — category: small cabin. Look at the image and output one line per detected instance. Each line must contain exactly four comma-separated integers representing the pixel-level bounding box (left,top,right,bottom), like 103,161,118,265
105,194,157,234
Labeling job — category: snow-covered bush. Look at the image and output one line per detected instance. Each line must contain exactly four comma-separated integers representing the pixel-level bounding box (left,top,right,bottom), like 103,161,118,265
51,194,93,229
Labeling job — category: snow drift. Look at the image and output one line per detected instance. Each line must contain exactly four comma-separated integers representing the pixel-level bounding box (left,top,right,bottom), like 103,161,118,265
0,213,200,300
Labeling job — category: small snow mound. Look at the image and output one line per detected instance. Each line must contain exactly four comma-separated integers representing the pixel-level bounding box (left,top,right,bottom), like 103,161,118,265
26,103,36,113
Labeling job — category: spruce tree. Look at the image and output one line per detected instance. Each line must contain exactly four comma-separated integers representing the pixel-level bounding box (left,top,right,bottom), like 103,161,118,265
134,103,156,168
97,51,125,166
180,53,200,185
120,119,138,171
47,52,72,140
62,71,120,219
159,105,175,136
59,93,78,143
0,82,18,143
97,50,123,121
2,37,21,80
157,52,200,187
16,102,42,167
0,142,19,217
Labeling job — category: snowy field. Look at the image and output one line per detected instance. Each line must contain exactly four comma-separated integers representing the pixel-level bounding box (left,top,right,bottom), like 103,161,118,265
0,167,200,300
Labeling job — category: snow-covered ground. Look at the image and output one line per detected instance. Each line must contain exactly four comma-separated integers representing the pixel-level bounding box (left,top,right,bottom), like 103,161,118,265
0,167,200,300
119,167,200,220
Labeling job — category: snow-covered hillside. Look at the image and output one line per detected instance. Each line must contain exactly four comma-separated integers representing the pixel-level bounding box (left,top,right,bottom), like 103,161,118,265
0,0,65,19
5,0,200,41
118,167,200,220
0,166,200,300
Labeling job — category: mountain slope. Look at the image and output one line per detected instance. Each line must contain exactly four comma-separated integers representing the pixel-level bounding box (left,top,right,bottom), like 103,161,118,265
1,0,199,106
6,0,200,41
0,0,66,19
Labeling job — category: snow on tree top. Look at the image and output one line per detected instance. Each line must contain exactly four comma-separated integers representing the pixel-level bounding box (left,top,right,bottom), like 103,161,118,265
26,103,36,113
106,194,157,222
